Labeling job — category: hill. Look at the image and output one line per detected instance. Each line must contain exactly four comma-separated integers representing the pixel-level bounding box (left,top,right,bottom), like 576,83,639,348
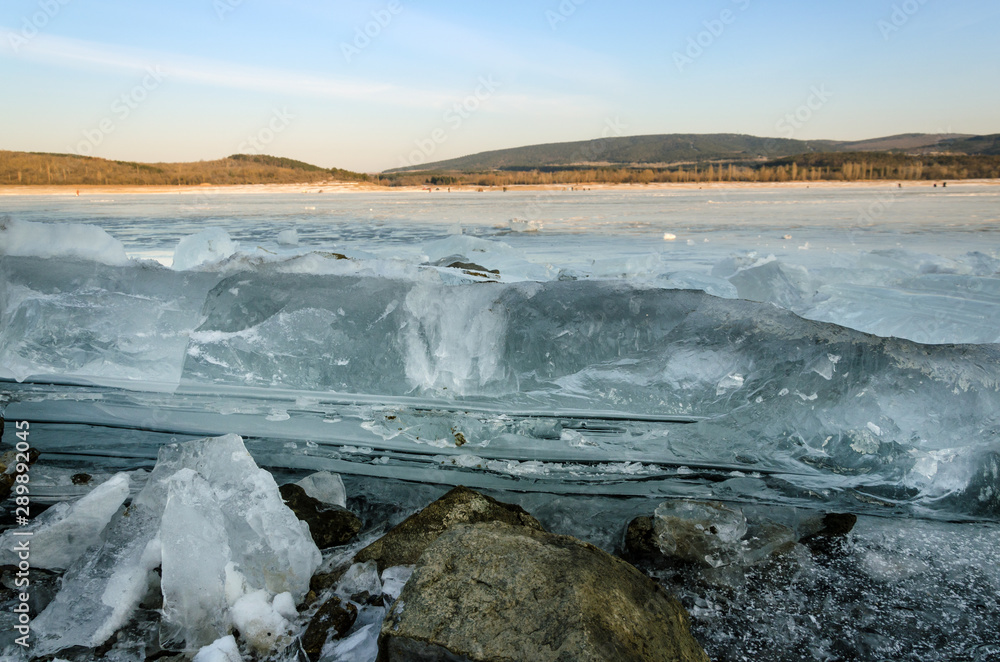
831,133,972,152
383,132,995,174
937,134,1000,156
0,151,370,186
385,134,836,173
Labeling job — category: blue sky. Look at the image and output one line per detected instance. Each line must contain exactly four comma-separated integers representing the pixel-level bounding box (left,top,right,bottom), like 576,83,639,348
2,0,998,172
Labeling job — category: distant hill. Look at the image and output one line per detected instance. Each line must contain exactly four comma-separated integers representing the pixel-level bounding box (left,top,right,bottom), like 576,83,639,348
937,134,1000,156
831,133,972,152
386,134,835,173
384,132,994,173
0,151,370,186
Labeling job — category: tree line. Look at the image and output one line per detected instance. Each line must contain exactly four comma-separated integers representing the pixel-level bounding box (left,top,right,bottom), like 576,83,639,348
3,150,997,187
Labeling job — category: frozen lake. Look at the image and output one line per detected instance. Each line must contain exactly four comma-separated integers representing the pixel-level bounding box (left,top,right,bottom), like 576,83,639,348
1,184,998,660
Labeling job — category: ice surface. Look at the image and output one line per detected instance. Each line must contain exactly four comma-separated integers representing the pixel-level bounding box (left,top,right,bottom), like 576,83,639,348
159,468,231,651
0,472,130,570
172,228,238,270
295,471,347,508
193,635,243,662
0,217,129,265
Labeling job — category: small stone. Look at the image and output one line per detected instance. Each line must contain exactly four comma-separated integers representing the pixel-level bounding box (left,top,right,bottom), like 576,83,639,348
445,260,499,275
800,512,857,555
71,472,93,485
354,486,543,572
310,567,348,594
301,596,357,662
279,483,361,549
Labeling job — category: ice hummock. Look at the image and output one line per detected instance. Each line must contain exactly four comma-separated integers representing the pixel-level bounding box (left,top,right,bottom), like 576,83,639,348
172,228,239,270
0,217,130,266
29,434,320,656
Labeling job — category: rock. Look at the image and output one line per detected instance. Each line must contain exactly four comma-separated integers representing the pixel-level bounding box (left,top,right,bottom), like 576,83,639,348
301,596,358,661
379,522,709,662
279,483,361,549
621,515,661,565
354,486,542,572
310,567,349,594
800,512,857,554
446,261,500,279
72,472,93,485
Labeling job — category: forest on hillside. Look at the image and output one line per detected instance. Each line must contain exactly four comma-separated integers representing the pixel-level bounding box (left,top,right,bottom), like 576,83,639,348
381,152,1000,187
0,152,371,186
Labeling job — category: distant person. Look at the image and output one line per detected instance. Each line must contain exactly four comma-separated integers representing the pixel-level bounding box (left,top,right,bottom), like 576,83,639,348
943,182,947,188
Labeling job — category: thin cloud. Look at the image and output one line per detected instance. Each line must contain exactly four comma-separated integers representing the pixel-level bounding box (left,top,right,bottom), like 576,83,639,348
0,28,597,112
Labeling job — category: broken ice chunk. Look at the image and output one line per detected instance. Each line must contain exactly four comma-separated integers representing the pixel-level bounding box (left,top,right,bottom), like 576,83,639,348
31,503,163,655
380,565,415,602
140,434,321,600
322,623,380,662
654,500,748,568
295,470,347,509
160,468,231,652
336,561,382,598
0,472,130,570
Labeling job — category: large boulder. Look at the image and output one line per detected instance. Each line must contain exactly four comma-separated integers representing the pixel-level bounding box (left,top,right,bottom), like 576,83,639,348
378,522,709,662
354,486,543,571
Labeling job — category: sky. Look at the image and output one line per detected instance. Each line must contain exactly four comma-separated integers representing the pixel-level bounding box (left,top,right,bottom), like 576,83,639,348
1,0,998,172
